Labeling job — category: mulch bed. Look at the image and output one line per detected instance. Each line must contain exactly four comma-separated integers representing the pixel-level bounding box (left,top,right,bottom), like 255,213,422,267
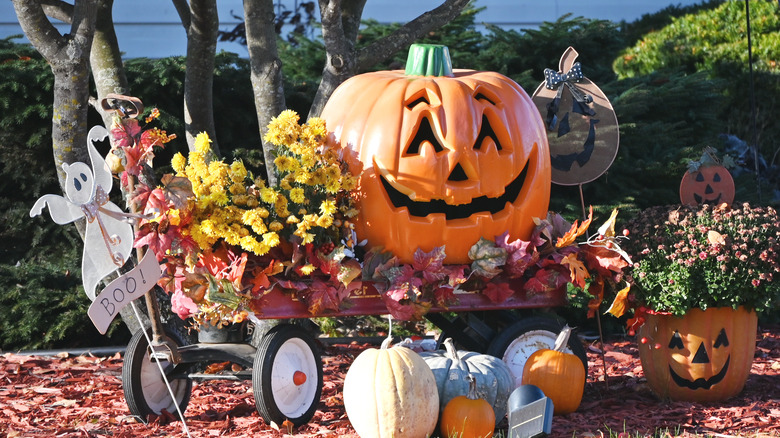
1,325,778,438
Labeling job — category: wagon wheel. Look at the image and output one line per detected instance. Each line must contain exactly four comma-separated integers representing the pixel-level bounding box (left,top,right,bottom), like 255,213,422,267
253,324,323,427
122,328,192,420
486,316,588,386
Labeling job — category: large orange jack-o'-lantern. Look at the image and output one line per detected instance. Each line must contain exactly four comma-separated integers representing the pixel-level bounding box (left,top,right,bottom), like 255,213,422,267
320,44,551,263
637,307,757,402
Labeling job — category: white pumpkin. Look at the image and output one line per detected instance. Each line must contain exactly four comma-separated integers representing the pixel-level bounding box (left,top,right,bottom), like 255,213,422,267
343,338,439,438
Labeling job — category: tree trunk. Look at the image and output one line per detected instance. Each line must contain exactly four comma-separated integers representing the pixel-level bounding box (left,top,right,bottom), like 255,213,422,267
243,0,286,184
90,0,130,127
184,0,220,154
13,0,98,190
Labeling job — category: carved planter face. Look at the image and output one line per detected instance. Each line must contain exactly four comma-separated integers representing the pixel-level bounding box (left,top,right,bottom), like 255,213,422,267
637,307,757,402
320,44,551,263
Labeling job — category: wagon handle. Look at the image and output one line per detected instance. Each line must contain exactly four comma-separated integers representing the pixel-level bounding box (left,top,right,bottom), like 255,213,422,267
101,94,144,118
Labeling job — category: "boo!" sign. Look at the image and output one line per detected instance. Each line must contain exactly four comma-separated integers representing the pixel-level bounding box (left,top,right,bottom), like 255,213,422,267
88,251,162,334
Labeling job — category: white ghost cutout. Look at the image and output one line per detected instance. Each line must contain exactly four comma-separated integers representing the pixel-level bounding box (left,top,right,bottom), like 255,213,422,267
30,126,135,301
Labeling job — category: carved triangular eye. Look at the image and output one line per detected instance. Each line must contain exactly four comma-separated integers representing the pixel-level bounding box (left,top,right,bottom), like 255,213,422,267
405,118,444,156
714,328,729,348
713,172,722,182
669,331,684,349
695,172,705,182
474,115,502,151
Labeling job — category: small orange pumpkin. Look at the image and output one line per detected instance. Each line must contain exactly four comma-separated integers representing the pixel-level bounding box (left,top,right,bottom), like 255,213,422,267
440,374,495,438
321,44,551,263
638,306,757,402
521,325,585,415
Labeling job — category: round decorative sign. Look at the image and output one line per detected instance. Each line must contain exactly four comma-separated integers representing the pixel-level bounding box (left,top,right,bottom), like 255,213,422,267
532,47,620,186
679,147,735,207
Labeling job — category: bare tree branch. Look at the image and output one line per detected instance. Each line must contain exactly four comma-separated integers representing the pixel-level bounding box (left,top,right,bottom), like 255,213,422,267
172,0,192,30
309,0,468,117
40,0,74,23
356,0,470,70
13,0,68,62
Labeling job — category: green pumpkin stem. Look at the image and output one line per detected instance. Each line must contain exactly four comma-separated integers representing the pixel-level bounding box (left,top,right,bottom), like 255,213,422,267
554,325,573,353
405,44,454,77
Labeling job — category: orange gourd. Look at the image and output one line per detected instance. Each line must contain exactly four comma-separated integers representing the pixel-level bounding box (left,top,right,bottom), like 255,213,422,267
320,44,551,263
440,374,495,438
638,307,757,402
521,325,585,415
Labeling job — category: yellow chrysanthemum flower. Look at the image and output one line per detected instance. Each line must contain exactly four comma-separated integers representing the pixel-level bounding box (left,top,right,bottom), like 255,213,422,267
319,200,337,216
341,174,358,191
299,264,317,275
264,110,300,146
171,152,187,174
262,231,281,248
269,221,284,232
194,132,212,154
294,170,311,185
289,187,305,204
316,215,333,228
259,187,279,204
229,183,246,196
229,160,247,183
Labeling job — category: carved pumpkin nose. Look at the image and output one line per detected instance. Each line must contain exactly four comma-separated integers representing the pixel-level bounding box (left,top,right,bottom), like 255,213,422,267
692,342,710,364
448,163,469,181
705,185,714,194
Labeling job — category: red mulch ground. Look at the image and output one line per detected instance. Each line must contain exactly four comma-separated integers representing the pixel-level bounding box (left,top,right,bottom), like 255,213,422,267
1,326,778,438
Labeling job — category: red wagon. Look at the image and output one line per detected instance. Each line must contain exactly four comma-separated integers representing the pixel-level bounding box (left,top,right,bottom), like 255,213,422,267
123,275,587,427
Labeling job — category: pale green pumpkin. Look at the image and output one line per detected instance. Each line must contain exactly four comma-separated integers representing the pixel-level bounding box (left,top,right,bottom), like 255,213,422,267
420,338,513,426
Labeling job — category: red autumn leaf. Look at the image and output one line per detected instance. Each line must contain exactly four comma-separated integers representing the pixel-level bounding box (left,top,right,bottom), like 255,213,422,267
582,244,631,277
110,118,141,148
556,206,593,248
524,267,568,296
412,246,447,283
304,280,348,315
482,281,514,303
381,293,430,321
496,231,538,278
433,286,455,306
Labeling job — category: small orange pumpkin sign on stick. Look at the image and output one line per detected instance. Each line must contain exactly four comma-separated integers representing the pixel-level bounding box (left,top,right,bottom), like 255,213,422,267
679,146,736,207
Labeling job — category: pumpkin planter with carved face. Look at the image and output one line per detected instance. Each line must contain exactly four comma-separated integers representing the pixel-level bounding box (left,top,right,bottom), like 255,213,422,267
637,307,757,402
320,44,551,263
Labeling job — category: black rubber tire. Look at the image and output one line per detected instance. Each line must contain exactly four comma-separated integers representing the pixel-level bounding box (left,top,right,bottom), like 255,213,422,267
122,328,192,421
252,324,323,427
486,316,588,382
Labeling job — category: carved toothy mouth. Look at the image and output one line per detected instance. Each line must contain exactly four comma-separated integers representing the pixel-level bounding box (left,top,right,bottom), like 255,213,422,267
669,355,730,390
379,160,530,220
